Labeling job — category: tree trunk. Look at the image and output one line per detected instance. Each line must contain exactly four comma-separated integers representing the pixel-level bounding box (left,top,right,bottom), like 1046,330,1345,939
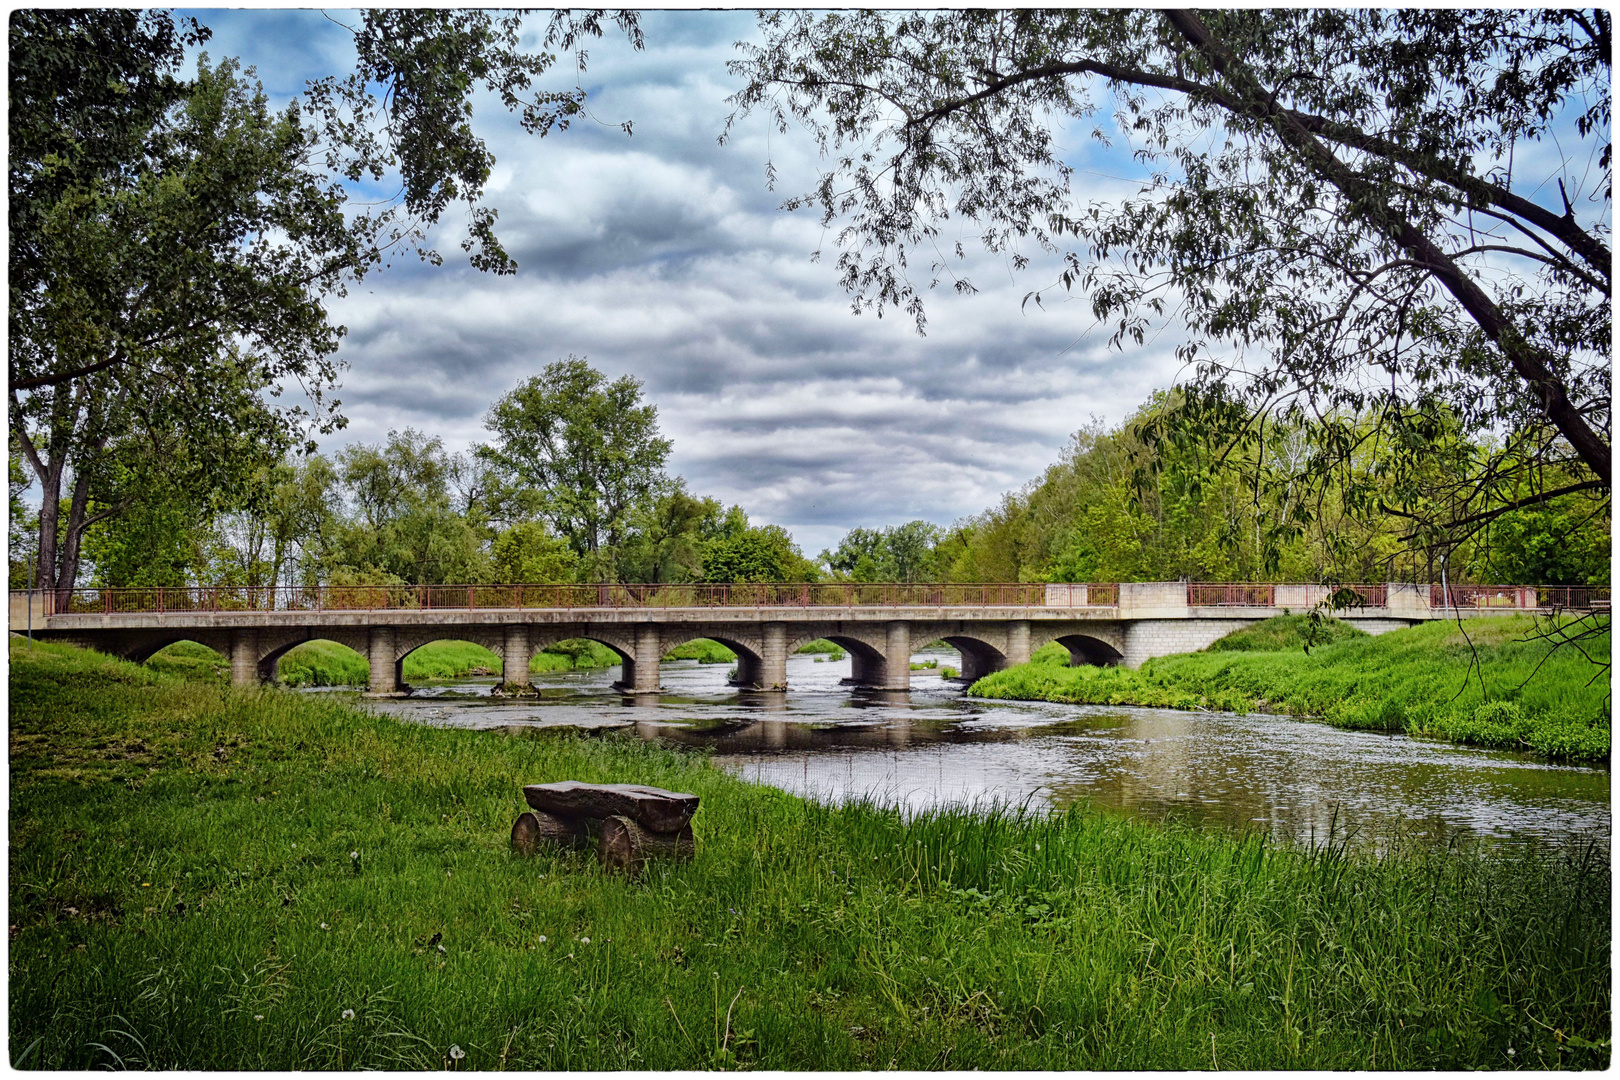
598,814,695,872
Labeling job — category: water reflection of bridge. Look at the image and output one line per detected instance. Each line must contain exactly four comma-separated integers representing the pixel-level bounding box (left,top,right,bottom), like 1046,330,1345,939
11,580,1585,695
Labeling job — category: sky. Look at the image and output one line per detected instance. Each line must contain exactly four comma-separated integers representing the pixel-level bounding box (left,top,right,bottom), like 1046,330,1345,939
180,9,1184,556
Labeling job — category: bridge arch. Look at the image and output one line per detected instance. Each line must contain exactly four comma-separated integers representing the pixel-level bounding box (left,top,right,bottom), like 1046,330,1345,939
814,633,891,688
124,633,231,665
1052,633,1124,667
937,634,1008,682
660,632,767,687
256,633,370,685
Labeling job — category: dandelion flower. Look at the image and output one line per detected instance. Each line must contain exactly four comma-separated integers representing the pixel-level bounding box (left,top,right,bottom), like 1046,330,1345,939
580,937,590,945
449,1045,466,1061
538,935,547,943
341,1009,355,1020
254,1015,264,1022
321,922,330,930
350,851,358,860
1508,1049,1516,1058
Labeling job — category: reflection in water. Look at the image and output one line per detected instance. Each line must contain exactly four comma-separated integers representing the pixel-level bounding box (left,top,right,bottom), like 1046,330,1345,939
355,648,1610,850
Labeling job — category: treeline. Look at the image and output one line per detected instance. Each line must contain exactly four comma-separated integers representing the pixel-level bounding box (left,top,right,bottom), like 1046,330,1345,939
10,357,821,591
11,374,1608,591
822,394,1610,588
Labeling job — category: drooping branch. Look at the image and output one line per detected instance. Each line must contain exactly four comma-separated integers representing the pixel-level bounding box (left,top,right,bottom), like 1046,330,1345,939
1164,9,1611,484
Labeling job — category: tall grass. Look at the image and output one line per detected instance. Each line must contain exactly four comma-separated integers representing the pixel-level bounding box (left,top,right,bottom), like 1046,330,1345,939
975,616,1611,761
8,637,1610,1070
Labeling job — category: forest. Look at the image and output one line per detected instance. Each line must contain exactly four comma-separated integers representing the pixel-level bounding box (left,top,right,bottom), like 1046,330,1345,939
10,365,1609,594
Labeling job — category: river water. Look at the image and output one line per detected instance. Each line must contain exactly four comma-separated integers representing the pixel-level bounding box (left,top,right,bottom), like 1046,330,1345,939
358,647,1609,850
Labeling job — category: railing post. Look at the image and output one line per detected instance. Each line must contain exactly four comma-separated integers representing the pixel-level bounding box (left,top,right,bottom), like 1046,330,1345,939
468,586,474,611
212,587,218,613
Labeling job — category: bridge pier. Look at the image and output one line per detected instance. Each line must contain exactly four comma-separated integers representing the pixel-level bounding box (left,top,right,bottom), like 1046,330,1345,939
760,622,787,690
230,629,259,688
881,620,911,691
1005,620,1030,666
367,626,403,696
502,625,531,690
624,624,662,694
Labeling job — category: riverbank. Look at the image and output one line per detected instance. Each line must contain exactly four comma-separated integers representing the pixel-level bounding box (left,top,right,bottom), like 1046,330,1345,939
9,638,1609,1069
971,616,1611,762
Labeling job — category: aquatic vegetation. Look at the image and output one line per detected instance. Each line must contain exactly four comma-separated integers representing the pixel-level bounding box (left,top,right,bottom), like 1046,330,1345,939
9,637,1609,1070
973,616,1611,761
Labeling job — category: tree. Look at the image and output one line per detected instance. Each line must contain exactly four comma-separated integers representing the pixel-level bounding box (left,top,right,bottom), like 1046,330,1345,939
478,357,673,557
10,10,644,600
728,10,1610,561
821,521,944,581
328,430,491,585
617,482,727,583
701,522,819,583
207,456,338,590
491,521,579,584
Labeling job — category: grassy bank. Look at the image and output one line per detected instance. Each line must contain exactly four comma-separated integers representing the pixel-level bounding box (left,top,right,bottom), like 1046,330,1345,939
662,639,737,664
9,638,1610,1069
157,637,628,688
973,616,1611,761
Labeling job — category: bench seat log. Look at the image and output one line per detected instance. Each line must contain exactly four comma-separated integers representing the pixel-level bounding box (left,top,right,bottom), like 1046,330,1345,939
599,814,695,872
523,781,699,834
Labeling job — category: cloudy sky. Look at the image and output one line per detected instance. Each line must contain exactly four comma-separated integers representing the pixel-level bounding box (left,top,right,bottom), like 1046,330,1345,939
184,9,1190,555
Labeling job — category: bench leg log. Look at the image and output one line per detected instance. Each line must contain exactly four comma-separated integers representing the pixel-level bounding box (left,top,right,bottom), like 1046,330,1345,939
598,814,695,872
511,810,592,854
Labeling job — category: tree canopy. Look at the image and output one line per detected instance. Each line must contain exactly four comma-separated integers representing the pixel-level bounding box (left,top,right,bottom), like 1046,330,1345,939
727,10,1611,558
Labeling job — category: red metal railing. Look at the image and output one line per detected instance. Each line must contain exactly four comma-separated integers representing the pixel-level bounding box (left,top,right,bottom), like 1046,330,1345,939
15,582,1609,617
31,581,1077,615
1431,584,1611,611
1187,583,1276,607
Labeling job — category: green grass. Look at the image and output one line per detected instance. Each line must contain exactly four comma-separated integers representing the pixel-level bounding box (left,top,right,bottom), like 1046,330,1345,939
265,638,623,688
795,639,846,658
8,637,1611,1069
974,616,1612,761
1203,613,1369,652
662,639,737,664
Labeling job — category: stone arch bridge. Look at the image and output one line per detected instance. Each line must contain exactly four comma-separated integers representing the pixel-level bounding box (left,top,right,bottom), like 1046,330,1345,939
11,580,1566,695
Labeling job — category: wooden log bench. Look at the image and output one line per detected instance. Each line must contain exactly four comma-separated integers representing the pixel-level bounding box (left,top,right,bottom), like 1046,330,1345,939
511,781,698,872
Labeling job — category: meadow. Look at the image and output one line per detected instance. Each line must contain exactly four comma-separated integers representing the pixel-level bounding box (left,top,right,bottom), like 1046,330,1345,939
8,637,1610,1070
973,616,1611,762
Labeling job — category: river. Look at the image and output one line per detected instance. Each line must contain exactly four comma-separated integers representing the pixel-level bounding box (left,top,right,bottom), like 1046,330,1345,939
356,646,1609,850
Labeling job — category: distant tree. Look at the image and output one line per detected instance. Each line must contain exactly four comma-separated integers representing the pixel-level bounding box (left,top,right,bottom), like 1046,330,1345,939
329,430,491,585
208,456,338,589
617,482,727,583
821,521,944,581
701,523,819,584
478,358,672,557
728,9,1610,561
492,521,579,584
